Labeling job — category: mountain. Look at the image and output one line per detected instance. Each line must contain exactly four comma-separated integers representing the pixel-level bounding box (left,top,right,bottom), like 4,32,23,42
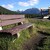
0,6,48,15
20,8,48,15
0,6,19,14
21,8,40,14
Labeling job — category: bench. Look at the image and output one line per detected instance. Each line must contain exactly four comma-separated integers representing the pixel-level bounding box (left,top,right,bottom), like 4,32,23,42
0,15,33,37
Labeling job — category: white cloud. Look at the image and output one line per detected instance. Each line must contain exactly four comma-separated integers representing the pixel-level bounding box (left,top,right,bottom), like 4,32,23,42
19,2,29,6
1,4,14,10
18,0,39,7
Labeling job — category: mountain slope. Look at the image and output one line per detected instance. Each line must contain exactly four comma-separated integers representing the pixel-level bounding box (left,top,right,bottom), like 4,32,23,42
20,8,48,15
21,8,40,14
0,6,19,14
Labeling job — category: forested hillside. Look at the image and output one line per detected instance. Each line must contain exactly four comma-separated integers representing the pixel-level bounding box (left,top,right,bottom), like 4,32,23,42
0,6,19,14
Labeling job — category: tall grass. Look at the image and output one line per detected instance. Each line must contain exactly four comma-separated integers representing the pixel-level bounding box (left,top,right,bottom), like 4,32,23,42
8,29,31,50
27,18,50,50
0,28,33,50
0,18,50,50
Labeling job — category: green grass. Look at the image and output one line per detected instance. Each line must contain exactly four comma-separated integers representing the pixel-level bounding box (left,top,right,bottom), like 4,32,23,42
0,28,34,50
8,29,31,50
27,18,50,34
43,36,50,50
0,18,50,50
2,23,18,30
27,18,50,50
37,36,50,50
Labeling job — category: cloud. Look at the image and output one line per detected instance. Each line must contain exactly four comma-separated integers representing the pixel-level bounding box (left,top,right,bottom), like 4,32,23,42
1,4,14,10
18,0,39,7
18,2,29,6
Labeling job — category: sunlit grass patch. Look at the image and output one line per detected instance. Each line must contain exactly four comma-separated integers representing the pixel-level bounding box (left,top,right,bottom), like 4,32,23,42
8,29,32,50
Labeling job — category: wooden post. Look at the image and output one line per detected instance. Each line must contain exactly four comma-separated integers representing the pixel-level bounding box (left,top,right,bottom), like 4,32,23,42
48,7,50,15
41,9,43,18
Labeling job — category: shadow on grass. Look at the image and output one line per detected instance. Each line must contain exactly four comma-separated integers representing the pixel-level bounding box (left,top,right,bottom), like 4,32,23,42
38,31,50,36
36,31,49,50
0,32,17,50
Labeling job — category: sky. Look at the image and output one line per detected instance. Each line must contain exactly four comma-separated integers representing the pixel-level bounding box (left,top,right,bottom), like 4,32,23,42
0,0,50,11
